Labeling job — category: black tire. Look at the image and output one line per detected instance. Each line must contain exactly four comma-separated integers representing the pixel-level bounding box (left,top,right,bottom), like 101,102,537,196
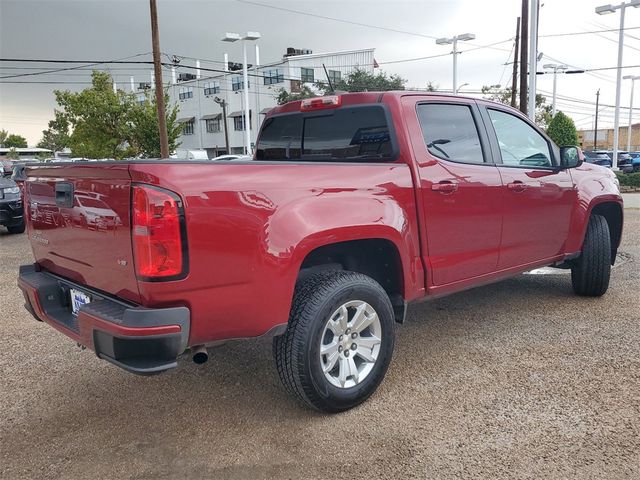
273,270,395,413
571,214,611,297
7,220,25,234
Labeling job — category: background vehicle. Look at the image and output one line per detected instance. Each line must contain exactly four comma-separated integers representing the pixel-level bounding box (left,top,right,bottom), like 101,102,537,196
0,176,25,234
17,92,623,412
583,150,612,167
211,154,253,162
630,152,640,172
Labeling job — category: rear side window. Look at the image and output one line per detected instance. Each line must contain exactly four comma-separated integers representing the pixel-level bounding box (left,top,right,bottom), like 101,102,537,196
256,105,394,162
417,103,484,164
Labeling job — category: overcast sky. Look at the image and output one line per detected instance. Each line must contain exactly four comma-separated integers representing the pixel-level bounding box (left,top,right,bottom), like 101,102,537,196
1,0,639,145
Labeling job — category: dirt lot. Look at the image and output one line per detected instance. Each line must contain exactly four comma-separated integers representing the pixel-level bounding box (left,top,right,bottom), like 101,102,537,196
1,210,638,480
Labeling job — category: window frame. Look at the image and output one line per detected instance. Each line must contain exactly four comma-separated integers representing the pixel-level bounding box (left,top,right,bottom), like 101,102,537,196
263,68,284,85
328,70,341,84
415,100,492,166
178,87,194,100
182,121,194,135
479,105,560,169
301,67,314,83
232,76,250,91
205,118,221,133
203,81,220,96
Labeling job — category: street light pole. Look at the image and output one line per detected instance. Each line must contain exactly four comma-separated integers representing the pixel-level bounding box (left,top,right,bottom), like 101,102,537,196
528,0,540,121
222,31,261,155
624,75,640,151
542,63,568,116
596,0,640,169
436,33,476,94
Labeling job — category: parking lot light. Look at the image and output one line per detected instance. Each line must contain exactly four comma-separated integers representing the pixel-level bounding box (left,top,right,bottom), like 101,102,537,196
435,33,476,94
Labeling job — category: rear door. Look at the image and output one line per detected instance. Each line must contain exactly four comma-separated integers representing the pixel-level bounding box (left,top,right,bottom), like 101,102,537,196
479,105,576,268
402,96,503,286
25,163,140,303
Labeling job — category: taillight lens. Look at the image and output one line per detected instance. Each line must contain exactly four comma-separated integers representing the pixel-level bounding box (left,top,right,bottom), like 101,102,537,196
132,184,186,280
300,95,341,111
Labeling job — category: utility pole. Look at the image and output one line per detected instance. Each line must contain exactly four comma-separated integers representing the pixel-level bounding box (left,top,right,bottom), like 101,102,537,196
624,75,640,151
214,97,230,155
519,0,529,115
149,0,169,158
594,89,600,150
511,17,520,108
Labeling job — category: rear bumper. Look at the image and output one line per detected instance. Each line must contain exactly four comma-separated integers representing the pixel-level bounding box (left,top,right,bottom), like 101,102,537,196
17,264,190,375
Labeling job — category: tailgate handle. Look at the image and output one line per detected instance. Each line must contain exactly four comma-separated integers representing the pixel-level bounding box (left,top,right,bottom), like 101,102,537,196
55,182,74,208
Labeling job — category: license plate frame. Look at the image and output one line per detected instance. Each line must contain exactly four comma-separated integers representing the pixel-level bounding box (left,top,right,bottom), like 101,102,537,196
70,288,91,315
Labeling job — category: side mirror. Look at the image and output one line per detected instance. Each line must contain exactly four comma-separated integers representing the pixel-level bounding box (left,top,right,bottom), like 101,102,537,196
560,146,583,168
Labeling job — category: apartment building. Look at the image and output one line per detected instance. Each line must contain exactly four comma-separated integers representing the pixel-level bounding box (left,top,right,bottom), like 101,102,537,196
156,47,375,158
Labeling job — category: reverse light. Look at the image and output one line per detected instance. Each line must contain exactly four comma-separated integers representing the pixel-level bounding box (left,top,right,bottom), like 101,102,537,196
301,95,342,111
132,184,187,280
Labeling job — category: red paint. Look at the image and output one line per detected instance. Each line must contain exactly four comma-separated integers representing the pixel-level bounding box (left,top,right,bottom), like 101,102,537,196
20,92,623,349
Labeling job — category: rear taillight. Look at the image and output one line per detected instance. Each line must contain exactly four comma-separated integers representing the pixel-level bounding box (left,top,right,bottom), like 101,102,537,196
132,184,187,280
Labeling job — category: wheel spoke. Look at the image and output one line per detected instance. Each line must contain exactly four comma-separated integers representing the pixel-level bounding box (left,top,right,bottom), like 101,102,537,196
355,345,376,363
357,335,381,350
323,349,340,373
347,356,359,383
338,356,348,387
336,305,349,332
352,309,376,334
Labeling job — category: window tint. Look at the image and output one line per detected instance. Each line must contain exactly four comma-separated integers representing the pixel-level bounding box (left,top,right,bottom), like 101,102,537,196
487,109,552,167
256,106,393,162
417,104,484,163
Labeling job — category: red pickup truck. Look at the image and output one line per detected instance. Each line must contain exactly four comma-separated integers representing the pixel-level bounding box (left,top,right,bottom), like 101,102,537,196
17,92,623,412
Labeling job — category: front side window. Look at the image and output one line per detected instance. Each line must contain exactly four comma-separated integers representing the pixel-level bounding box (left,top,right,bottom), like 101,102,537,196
487,109,553,167
182,121,194,135
301,67,314,83
416,103,484,163
256,105,394,162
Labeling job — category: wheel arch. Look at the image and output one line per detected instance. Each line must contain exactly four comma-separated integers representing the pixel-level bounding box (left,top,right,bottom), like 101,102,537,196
589,201,623,264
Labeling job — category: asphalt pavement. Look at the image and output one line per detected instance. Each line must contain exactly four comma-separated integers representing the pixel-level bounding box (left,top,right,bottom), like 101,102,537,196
1,210,638,479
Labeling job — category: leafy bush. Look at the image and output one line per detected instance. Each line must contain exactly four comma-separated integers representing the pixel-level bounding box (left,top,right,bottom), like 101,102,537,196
616,171,640,187
546,111,578,146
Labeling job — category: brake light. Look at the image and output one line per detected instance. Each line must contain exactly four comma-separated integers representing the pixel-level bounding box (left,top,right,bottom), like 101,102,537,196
300,95,342,111
132,184,186,280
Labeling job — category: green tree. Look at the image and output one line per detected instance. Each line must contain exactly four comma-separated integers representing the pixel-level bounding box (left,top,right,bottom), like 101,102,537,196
321,68,406,93
0,130,8,146
4,134,28,148
275,84,317,105
6,147,20,159
53,71,181,159
37,112,70,153
128,91,182,158
481,85,553,129
546,111,579,146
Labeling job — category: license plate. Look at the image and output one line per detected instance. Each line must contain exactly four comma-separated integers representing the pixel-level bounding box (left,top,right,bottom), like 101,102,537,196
70,288,91,315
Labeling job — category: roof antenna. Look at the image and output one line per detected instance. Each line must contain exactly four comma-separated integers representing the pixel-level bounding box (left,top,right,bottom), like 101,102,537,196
322,63,334,93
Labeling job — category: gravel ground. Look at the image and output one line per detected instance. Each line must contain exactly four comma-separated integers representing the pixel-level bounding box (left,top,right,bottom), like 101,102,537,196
1,210,638,480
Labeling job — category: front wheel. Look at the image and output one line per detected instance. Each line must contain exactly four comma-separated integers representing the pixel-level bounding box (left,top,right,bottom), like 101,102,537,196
571,214,611,297
273,271,395,413
7,220,25,234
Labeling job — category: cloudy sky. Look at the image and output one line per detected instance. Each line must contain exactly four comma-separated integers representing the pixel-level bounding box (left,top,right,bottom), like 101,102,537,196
1,0,639,145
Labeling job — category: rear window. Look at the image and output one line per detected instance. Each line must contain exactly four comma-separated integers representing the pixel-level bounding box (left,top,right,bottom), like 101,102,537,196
256,105,395,162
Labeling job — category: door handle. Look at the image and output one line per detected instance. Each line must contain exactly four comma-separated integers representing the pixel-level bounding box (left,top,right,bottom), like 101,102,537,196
507,181,527,192
431,181,458,193
55,182,74,207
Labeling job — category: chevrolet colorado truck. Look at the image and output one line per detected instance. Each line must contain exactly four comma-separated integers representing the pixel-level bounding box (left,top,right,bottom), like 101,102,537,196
17,92,623,412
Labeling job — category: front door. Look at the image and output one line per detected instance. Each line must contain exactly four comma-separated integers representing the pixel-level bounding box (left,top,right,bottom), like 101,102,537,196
403,97,503,286
480,106,576,269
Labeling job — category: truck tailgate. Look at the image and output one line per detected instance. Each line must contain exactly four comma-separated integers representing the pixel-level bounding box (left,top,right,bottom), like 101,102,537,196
24,163,140,303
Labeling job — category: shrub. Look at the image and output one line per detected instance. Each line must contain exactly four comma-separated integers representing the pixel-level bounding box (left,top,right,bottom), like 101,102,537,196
616,171,640,188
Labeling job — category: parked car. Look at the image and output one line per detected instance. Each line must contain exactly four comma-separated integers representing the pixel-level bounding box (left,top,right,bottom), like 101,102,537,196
627,152,640,172
602,150,633,172
583,150,612,167
211,154,253,162
0,176,25,234
17,92,623,412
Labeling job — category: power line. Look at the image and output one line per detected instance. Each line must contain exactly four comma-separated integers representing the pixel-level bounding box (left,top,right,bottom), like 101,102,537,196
539,25,640,38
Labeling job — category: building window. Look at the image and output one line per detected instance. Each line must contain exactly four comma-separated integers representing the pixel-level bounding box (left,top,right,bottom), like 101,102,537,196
233,114,252,131
203,82,220,95
179,87,194,100
301,67,314,83
263,68,284,85
182,121,194,135
328,70,341,84
232,76,250,91
206,118,221,133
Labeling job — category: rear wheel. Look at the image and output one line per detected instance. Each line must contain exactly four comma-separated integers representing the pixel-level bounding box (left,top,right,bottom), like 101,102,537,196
571,214,611,297
273,271,395,413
